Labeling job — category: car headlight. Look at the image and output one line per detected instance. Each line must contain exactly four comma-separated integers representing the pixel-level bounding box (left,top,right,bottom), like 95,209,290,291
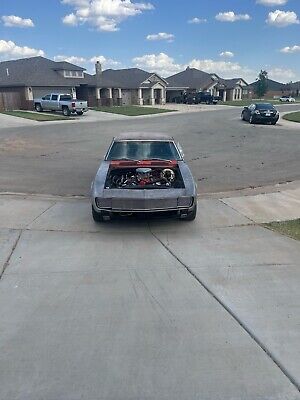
254,110,260,115
177,197,194,207
95,197,111,208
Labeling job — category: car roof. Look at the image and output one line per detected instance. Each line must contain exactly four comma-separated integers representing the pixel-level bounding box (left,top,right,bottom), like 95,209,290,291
114,132,174,141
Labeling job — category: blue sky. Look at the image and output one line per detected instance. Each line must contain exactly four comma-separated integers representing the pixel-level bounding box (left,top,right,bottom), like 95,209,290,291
0,0,300,82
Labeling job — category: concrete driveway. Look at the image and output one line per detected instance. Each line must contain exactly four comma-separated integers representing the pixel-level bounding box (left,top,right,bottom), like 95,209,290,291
0,190,299,400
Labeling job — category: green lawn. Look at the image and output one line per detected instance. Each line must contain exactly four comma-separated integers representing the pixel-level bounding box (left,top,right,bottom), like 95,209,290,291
0,110,72,121
93,106,176,116
282,111,300,123
263,219,300,241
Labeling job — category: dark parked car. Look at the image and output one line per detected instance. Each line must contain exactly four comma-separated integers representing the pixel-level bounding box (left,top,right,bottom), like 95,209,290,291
172,92,218,105
241,103,279,125
91,133,197,222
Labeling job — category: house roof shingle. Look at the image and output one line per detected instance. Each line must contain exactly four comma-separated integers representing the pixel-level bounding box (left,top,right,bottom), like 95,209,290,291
166,68,213,89
0,56,92,87
249,78,286,91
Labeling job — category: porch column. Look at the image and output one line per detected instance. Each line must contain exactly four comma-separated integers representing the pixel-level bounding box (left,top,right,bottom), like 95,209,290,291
239,89,242,100
107,88,113,107
150,88,155,106
117,88,122,106
223,91,227,102
138,88,143,105
96,88,101,107
160,88,166,105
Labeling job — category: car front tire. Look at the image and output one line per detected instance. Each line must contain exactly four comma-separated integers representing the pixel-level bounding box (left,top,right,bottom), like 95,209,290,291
92,205,104,222
35,103,43,112
76,111,83,115
182,203,197,221
249,115,255,124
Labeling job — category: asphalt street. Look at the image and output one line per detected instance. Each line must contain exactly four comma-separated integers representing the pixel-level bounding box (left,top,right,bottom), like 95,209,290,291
0,104,299,196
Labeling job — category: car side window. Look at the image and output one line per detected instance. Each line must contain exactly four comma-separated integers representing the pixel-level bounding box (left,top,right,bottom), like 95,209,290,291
43,95,51,100
51,95,58,101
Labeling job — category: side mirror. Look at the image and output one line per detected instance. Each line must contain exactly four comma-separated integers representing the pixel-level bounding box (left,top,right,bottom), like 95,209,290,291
42,97,45,100
244,106,248,110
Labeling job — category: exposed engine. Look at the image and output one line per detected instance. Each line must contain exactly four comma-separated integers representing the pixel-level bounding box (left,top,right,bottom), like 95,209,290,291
106,166,184,189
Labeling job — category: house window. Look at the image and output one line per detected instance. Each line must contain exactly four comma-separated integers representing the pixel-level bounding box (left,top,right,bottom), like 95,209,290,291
64,70,83,78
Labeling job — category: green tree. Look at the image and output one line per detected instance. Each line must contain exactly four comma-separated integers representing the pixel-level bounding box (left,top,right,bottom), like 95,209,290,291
255,70,268,98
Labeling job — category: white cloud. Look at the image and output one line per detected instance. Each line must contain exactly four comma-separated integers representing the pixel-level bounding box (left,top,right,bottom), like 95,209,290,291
54,54,121,72
188,17,207,24
62,13,78,25
1,15,34,28
215,11,251,22
256,0,288,6
280,45,300,53
266,10,299,27
220,51,234,58
0,39,44,60
188,59,253,78
132,52,256,80
268,67,296,81
54,55,87,64
146,32,174,42
132,52,182,77
61,0,154,31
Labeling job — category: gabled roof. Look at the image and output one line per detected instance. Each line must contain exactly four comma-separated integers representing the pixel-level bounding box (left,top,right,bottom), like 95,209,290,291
166,68,214,90
218,77,248,89
0,56,92,87
249,78,286,91
52,61,85,71
95,68,167,89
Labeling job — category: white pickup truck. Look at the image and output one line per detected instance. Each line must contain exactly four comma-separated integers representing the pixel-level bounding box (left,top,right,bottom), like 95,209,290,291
34,93,88,116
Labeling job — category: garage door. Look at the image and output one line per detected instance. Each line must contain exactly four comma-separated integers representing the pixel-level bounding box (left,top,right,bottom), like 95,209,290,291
0,92,22,111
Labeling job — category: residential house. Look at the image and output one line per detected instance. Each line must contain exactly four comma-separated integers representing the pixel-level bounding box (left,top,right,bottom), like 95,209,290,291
0,56,97,110
94,62,168,106
0,56,168,110
166,67,249,102
249,78,291,99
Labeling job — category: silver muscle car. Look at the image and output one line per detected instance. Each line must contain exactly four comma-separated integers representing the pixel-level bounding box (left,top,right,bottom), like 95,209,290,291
91,133,197,221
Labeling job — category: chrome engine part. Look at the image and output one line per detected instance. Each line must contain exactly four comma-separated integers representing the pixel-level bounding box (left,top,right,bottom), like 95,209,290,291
107,167,183,189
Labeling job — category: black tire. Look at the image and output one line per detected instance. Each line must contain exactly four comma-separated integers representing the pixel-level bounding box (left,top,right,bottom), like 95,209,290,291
92,205,104,222
35,103,43,112
183,203,197,221
249,115,255,124
271,120,277,125
76,111,83,116
62,107,71,117
241,112,245,121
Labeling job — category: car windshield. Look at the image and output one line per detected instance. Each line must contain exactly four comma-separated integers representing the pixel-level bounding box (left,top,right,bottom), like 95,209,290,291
106,141,181,161
256,103,274,109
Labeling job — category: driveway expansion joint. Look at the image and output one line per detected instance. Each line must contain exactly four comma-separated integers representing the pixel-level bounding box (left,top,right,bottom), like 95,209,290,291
0,230,22,280
148,222,300,393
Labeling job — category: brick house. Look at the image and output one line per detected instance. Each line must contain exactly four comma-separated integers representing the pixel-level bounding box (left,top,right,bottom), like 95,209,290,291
166,67,249,102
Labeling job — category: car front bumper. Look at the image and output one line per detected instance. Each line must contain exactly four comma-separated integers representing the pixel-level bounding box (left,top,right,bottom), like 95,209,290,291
92,193,195,213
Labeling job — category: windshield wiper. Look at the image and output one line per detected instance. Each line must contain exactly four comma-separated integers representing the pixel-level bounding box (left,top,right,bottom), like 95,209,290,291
111,158,139,161
149,158,173,162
